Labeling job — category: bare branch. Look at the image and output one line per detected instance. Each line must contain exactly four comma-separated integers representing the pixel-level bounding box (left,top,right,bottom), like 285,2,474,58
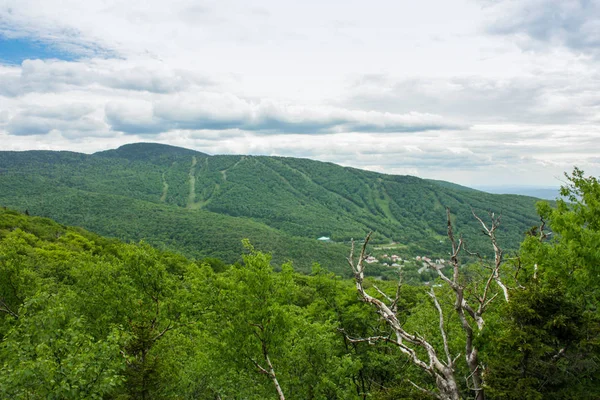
408,379,442,400
348,232,461,399
249,357,271,376
373,285,394,304
263,353,286,400
347,239,358,274
343,332,394,346
429,288,452,367
424,259,457,290
391,269,403,314
250,323,286,400
471,209,509,303
151,321,173,342
482,292,499,312
551,347,566,362
348,207,512,400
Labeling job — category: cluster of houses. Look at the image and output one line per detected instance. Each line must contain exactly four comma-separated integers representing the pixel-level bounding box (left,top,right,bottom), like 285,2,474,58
363,253,448,275
415,256,446,265
365,253,403,267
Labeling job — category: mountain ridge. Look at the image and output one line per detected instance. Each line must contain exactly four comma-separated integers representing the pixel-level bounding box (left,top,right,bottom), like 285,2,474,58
0,142,544,274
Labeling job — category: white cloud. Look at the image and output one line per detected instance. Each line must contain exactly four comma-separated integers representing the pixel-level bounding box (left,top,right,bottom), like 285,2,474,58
0,59,209,96
343,72,600,124
149,94,464,134
483,0,600,55
104,100,163,134
0,0,598,186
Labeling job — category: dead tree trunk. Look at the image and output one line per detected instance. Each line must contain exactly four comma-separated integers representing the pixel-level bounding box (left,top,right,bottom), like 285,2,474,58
348,208,510,400
347,232,461,400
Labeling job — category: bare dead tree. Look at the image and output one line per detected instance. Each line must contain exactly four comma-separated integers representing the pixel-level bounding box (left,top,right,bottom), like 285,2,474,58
347,232,460,400
347,208,510,400
421,208,506,400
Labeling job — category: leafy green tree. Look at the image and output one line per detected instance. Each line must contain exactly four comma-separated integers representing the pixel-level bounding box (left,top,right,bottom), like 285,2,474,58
0,292,125,399
483,279,597,399
198,242,362,399
483,168,600,399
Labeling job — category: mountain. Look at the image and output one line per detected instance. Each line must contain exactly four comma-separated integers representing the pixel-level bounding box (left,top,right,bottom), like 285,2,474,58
0,142,543,274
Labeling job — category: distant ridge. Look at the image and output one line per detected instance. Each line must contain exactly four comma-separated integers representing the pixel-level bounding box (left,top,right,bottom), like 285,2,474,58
95,142,208,162
425,179,481,193
475,186,561,201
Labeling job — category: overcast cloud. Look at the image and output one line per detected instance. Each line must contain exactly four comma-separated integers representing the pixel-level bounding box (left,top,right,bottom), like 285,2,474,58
0,0,598,186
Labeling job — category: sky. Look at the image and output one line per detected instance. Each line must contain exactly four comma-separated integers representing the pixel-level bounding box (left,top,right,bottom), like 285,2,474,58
0,0,598,187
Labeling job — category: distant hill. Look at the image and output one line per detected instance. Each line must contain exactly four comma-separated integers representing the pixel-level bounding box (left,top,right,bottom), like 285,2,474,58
474,186,561,201
0,142,543,274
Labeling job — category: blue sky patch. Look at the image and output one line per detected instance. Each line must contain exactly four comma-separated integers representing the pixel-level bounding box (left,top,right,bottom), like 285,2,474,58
0,35,113,64
0,36,79,64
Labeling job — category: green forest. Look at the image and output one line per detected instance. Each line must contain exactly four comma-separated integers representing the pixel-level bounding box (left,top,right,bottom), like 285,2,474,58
0,167,598,399
0,143,543,275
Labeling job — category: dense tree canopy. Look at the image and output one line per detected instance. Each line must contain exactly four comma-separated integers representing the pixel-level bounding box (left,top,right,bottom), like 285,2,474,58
0,143,542,275
0,168,598,399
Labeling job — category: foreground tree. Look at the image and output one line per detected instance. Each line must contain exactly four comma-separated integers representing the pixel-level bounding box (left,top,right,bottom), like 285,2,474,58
205,241,361,399
347,208,511,400
0,292,124,399
483,168,600,399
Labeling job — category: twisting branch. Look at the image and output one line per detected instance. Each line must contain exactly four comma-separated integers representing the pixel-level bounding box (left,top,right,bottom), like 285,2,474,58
425,208,510,400
349,207,510,400
249,357,271,375
471,209,509,302
348,233,460,400
373,285,394,304
391,270,403,314
429,288,452,367
341,331,394,346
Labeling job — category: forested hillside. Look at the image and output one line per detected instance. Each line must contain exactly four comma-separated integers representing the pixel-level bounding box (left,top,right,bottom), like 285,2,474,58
0,168,598,399
0,143,541,273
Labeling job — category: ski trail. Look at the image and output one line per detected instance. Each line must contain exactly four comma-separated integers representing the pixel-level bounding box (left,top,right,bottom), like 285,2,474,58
187,156,197,208
160,171,169,202
219,156,246,182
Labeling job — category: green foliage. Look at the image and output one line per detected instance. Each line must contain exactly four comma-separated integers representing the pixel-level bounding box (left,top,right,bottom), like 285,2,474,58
0,293,125,399
484,280,598,399
0,209,210,399
198,246,362,399
483,168,600,399
0,143,541,274
0,165,597,399
0,209,459,398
